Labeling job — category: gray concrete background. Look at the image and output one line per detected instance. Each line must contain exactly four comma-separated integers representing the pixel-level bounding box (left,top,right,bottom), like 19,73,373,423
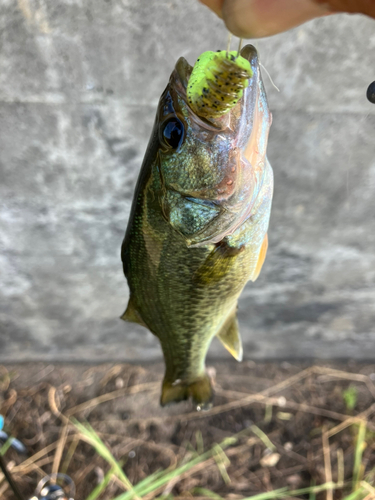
0,0,374,363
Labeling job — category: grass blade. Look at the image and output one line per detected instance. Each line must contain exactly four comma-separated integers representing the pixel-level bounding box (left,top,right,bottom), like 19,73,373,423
112,430,242,500
86,466,116,500
71,419,138,498
353,421,367,491
242,482,339,500
0,439,13,456
342,488,367,500
249,424,276,451
192,487,225,499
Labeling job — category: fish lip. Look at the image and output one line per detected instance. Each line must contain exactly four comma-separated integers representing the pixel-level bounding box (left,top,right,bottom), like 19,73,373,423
240,44,259,66
175,57,193,90
238,44,260,114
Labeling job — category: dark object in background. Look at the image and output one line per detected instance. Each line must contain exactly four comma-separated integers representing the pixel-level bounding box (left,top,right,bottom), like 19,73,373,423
367,81,375,103
0,414,26,500
0,454,24,500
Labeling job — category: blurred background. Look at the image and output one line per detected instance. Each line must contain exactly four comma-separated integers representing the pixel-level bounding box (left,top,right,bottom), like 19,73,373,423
0,0,374,363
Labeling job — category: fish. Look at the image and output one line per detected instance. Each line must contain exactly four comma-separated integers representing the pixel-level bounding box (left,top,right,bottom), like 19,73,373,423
121,44,273,410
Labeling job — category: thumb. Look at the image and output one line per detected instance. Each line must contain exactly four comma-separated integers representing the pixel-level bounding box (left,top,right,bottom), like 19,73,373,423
221,0,331,38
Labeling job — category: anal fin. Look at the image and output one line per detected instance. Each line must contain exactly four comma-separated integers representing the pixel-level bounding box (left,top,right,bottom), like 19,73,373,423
120,296,147,327
252,233,268,281
217,309,243,361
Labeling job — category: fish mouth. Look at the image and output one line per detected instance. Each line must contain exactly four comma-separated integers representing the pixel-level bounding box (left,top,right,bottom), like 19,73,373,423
240,44,259,68
175,56,193,90
174,45,260,129
235,44,261,123
175,45,259,89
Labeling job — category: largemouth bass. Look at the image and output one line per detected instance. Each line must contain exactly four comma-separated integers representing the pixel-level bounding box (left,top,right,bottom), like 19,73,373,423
121,45,273,409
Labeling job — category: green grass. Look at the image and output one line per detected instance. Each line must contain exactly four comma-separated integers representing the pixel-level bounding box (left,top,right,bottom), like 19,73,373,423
342,386,358,411
68,418,374,500
352,421,367,491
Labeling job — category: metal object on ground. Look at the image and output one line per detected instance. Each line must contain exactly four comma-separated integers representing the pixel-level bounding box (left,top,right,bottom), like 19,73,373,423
29,474,75,500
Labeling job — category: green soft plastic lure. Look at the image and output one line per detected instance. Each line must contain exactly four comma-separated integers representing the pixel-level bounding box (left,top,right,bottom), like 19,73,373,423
187,50,253,118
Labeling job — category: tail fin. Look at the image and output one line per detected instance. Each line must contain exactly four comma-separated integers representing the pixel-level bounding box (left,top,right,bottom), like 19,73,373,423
160,374,213,410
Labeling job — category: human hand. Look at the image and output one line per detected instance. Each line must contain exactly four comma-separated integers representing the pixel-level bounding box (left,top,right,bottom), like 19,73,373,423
199,0,375,38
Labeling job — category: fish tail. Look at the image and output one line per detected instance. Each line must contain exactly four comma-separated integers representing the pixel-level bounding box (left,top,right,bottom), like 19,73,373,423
160,374,213,410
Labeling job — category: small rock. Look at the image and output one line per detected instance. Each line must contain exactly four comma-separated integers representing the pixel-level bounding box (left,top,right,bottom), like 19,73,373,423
284,441,293,451
94,466,104,484
281,362,292,369
260,452,280,467
277,396,287,407
286,474,302,486
115,377,124,389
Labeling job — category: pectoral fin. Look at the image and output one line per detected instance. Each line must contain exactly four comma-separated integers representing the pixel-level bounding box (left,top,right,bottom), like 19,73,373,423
193,240,245,286
217,310,243,361
120,296,147,327
251,233,268,281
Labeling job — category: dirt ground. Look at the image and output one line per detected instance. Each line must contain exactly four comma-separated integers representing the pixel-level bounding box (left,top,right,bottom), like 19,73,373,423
1,361,375,500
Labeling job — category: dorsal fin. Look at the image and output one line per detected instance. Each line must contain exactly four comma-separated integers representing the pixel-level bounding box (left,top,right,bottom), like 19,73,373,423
120,296,147,327
217,309,243,361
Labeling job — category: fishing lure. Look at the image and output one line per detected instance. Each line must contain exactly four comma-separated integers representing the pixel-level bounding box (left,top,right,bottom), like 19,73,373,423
187,50,253,118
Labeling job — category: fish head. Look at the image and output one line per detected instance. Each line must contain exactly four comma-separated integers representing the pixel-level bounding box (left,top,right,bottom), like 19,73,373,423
155,45,272,246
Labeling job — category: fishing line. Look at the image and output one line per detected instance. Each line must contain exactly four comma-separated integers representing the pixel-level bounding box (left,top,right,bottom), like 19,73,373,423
226,32,232,57
259,62,280,92
237,37,243,57
250,40,280,93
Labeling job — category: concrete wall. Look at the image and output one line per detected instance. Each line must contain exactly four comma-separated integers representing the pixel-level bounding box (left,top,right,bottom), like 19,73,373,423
0,0,374,362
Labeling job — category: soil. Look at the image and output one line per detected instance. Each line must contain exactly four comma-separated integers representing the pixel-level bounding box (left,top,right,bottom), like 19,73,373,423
0,361,375,500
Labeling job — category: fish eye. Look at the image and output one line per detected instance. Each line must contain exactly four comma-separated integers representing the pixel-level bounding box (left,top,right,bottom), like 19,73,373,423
161,118,184,150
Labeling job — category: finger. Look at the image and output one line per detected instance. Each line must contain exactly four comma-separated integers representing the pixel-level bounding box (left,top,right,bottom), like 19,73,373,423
198,0,224,17
315,0,375,18
222,0,331,38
